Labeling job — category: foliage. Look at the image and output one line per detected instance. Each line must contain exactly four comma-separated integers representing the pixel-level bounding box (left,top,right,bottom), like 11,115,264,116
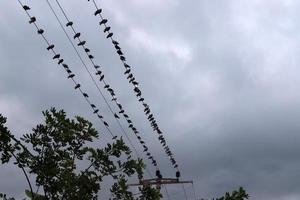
0,108,161,200
214,187,249,200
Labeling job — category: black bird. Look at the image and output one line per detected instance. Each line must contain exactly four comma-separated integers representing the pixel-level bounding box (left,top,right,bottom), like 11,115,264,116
62,64,68,69
66,69,72,74
99,75,104,81
58,59,64,65
174,164,178,168
93,109,99,114
117,103,122,109
23,5,30,10
139,98,144,102
112,135,117,140
140,141,145,144
99,19,108,25
123,114,129,118
97,114,103,119
119,110,124,114
47,44,55,51
77,41,86,46
103,121,109,127
73,32,81,39
129,77,136,83
148,114,153,119
114,113,119,119
124,69,130,74
106,32,113,38
120,56,126,61
37,29,44,34
85,48,90,52
134,87,140,93
83,93,89,97
96,70,102,75
146,153,151,156
94,9,102,16
111,96,117,101
68,74,75,79
127,119,132,124
137,136,141,140
104,84,110,89
91,104,96,108
128,124,133,128
114,45,121,50
29,17,36,24
132,81,139,86
127,73,133,79
88,55,94,59
53,54,60,59
66,21,73,26
112,40,119,45
136,91,142,97
74,84,80,89
176,171,180,178
124,63,130,68
94,65,100,69
104,26,111,32
117,50,123,55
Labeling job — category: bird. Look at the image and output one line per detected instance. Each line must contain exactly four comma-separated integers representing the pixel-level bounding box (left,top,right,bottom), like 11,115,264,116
132,81,139,86
111,96,117,101
106,32,113,38
53,54,60,59
104,26,111,32
88,55,94,59
85,48,90,52
99,75,104,81
112,135,117,140
134,87,140,93
124,69,130,74
112,40,119,45
147,114,153,119
83,93,89,97
117,103,122,109
124,63,130,69
128,124,133,128
114,113,119,119
104,84,110,89
138,98,144,102
94,65,100,69
96,70,102,75
66,21,73,27
99,19,108,26
74,84,80,89
123,114,129,118
120,56,126,61
66,69,72,74
62,64,68,69
127,73,133,79
58,59,64,65
127,119,132,124
68,74,75,79
29,17,36,24
94,9,102,16
91,104,96,108
176,171,180,178
97,114,103,119
117,50,123,55
146,153,151,156
129,77,136,83
119,110,124,114
47,44,55,51
23,5,30,10
114,45,121,50
93,109,99,114
103,121,109,127
37,29,44,34
73,32,81,39
77,41,86,46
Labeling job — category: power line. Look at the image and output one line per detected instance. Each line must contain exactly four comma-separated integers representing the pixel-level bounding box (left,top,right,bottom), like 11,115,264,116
87,0,181,178
45,0,163,178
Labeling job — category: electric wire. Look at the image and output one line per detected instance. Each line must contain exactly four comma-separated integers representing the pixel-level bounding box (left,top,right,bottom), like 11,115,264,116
45,0,162,177
87,0,181,177
17,0,116,140
182,184,188,200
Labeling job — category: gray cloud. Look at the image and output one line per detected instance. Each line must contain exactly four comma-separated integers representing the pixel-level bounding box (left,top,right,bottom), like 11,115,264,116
1,0,300,199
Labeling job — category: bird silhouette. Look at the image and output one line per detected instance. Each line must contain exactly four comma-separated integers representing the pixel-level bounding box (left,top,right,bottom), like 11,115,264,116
88,55,94,59
112,135,117,140
119,110,125,114
117,103,122,109
103,121,109,127
139,98,144,102
114,113,119,119
117,50,123,55
99,75,104,81
114,45,121,50
124,63,130,69
23,5,30,10
106,32,113,38
74,84,80,89
120,56,126,61
123,114,129,118
66,21,73,27
91,104,96,108
37,29,44,34
93,109,99,114
99,19,108,25
83,93,89,97
112,40,119,45
94,65,100,69
127,119,132,124
97,114,103,119
66,69,72,74
127,74,133,79
29,17,36,24
94,9,102,16
96,70,102,75
128,124,133,128
104,26,111,32
73,32,81,39
124,69,131,74
53,54,60,59
62,64,68,69
132,81,139,86
104,84,110,89
85,48,90,52
77,41,86,46
58,59,64,65
47,44,55,51
68,74,75,79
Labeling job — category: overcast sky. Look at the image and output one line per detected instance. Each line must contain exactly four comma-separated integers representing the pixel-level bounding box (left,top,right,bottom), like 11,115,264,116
1,0,300,199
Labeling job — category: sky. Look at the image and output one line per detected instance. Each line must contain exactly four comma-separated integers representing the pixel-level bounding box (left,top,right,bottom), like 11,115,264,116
1,0,300,199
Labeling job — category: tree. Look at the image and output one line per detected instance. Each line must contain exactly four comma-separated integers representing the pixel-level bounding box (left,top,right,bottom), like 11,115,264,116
0,108,161,200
